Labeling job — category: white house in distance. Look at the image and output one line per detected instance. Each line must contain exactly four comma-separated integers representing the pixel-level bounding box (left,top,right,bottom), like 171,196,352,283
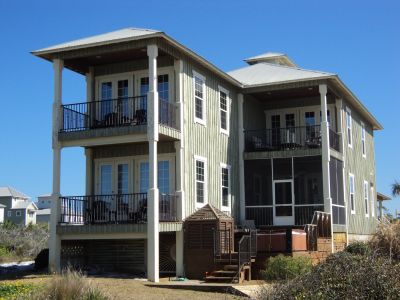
0,187,37,225
0,204,5,223
36,194,52,224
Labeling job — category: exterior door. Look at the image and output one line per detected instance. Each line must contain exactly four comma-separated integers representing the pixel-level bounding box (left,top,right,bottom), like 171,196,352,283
273,180,294,225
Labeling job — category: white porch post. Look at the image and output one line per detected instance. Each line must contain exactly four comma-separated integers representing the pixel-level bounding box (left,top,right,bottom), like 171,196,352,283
174,59,185,277
147,44,159,282
49,58,63,273
319,84,333,250
238,93,246,224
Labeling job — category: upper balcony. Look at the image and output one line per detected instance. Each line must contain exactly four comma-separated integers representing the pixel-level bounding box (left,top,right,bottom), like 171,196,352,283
59,96,180,145
244,125,340,153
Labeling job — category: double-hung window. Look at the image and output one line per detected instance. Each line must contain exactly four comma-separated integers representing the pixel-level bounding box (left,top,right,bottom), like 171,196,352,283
195,156,207,207
349,174,355,214
193,71,206,125
346,108,352,148
361,123,366,157
221,164,231,211
364,180,369,217
219,86,229,134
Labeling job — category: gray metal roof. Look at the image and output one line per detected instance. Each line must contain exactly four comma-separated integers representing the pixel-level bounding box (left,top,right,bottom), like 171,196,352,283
11,201,37,210
0,187,29,199
32,28,160,54
0,204,5,208
36,208,51,215
244,52,297,67
228,62,333,87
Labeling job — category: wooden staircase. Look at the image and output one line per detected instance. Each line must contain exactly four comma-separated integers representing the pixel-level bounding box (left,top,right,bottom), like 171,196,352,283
205,229,257,283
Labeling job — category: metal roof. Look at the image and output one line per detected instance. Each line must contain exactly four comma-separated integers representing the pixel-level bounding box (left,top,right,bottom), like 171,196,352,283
32,28,160,55
244,52,297,67
228,62,333,86
0,187,29,199
185,204,232,221
11,201,37,210
0,204,5,208
377,192,391,201
36,208,51,215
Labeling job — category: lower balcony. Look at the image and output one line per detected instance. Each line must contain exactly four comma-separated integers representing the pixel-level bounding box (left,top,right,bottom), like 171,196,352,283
59,193,178,225
244,125,340,152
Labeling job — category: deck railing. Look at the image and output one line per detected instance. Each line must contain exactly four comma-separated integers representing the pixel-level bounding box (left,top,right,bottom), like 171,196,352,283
244,125,340,152
59,193,178,224
61,96,179,132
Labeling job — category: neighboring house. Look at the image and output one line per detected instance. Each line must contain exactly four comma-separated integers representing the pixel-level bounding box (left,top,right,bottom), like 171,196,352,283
36,208,51,225
37,194,52,209
377,192,391,219
32,28,382,281
0,187,37,225
0,204,5,223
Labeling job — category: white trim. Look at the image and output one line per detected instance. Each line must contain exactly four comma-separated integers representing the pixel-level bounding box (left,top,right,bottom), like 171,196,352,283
361,122,366,158
349,173,355,214
194,155,207,208
363,180,369,217
272,179,295,226
346,107,353,149
370,185,375,218
7,211,12,217
16,211,21,217
193,70,206,126
220,163,231,212
218,85,230,136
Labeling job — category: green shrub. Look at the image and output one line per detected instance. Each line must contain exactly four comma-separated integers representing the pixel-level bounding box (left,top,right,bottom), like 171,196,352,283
262,254,312,280
0,282,35,300
345,241,371,256
258,252,400,300
26,269,110,300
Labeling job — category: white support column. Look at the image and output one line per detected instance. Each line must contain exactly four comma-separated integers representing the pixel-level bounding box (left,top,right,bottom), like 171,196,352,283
147,44,159,282
85,148,93,196
319,84,334,251
238,93,246,224
49,58,63,273
174,59,185,277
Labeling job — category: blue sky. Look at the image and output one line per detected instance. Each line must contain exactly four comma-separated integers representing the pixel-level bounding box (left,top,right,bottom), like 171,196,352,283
0,0,399,213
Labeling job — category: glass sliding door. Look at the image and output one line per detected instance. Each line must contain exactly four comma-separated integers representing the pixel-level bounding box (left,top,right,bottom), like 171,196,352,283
100,82,113,120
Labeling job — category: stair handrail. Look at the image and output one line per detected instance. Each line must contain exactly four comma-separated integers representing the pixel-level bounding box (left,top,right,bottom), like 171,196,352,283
236,234,252,283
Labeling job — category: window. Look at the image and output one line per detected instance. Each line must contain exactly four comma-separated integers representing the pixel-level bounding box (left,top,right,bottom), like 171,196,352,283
139,161,170,194
193,72,206,125
219,87,229,134
195,156,207,206
7,211,11,217
100,164,113,195
16,211,21,217
346,108,352,148
349,174,355,214
370,186,375,218
221,164,231,210
361,123,366,157
364,181,369,217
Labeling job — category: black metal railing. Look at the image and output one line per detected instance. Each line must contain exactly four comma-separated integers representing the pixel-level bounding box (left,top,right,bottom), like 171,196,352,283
61,96,179,132
329,128,340,151
159,99,178,129
238,235,251,275
244,125,340,152
59,193,177,224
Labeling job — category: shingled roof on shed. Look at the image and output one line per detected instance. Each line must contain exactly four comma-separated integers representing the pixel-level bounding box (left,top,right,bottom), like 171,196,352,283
185,204,232,221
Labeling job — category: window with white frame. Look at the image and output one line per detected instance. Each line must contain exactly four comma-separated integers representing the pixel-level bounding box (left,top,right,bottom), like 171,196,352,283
193,72,205,124
16,211,21,217
219,87,229,134
346,108,352,148
361,123,366,157
364,181,369,217
195,157,206,206
221,164,231,210
370,186,375,218
349,174,355,214
7,211,11,217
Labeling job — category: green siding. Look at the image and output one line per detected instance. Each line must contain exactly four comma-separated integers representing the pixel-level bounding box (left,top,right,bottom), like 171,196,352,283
343,101,378,236
181,60,240,219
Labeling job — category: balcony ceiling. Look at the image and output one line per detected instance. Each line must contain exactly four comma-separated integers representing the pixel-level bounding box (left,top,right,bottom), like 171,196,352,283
64,48,169,74
251,86,335,102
